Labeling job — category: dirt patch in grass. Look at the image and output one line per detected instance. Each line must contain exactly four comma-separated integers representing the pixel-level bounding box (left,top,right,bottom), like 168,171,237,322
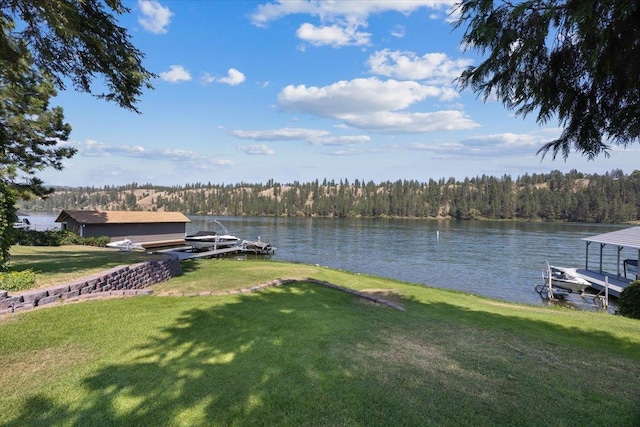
1,345,92,389
364,332,485,380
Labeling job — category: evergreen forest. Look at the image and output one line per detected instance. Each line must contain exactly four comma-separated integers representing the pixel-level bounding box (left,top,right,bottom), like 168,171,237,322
18,169,640,224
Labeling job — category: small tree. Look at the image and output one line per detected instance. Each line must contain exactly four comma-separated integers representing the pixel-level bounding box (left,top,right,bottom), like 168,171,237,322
1,47,74,194
1,1,154,267
0,181,16,271
0,47,74,269
619,280,640,319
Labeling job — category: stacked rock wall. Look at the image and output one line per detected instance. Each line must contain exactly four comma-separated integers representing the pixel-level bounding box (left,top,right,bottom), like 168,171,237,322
0,254,181,315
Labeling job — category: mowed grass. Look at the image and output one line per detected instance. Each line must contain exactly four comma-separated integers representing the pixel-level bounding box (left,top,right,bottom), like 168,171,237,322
1,249,639,426
7,245,164,288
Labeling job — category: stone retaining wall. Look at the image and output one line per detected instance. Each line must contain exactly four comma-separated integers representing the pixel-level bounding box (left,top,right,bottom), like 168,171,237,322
0,254,181,316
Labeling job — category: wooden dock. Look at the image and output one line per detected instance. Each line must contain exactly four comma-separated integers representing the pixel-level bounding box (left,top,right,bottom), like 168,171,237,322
157,244,274,260
575,269,631,298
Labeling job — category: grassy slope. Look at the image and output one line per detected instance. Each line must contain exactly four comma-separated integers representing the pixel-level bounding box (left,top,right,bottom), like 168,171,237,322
1,252,639,426
7,245,161,288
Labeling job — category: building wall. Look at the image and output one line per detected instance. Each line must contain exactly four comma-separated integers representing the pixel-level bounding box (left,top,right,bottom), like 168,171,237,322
82,223,186,243
59,218,82,234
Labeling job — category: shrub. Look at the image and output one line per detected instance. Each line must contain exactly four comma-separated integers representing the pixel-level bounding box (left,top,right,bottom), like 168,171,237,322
14,229,62,246
618,280,640,319
14,230,111,247
0,269,37,292
58,230,81,246
81,236,110,247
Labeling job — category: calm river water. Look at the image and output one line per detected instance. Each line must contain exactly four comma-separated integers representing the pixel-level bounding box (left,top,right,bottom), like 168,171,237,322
189,216,629,308
27,213,628,308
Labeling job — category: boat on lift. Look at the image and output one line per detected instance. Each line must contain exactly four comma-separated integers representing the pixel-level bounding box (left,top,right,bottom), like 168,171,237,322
13,218,31,230
543,263,592,293
185,220,241,251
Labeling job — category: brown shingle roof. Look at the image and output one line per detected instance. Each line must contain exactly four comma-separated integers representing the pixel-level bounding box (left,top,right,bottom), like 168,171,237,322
55,210,191,224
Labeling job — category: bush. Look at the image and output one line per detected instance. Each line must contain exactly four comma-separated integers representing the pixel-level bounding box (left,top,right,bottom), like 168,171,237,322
618,280,640,319
0,269,37,292
58,230,81,246
81,236,110,247
14,230,111,247
14,229,63,246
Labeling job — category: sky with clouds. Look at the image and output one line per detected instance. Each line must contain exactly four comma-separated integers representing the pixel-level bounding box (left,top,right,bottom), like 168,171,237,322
42,0,640,187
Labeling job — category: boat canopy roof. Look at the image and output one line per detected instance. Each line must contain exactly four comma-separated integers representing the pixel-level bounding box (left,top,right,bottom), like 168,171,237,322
581,226,640,250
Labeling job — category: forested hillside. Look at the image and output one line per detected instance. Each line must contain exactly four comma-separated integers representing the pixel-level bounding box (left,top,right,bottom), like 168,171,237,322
18,169,640,223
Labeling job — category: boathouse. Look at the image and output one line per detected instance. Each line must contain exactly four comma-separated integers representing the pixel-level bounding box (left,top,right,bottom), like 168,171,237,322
576,226,640,297
55,210,190,248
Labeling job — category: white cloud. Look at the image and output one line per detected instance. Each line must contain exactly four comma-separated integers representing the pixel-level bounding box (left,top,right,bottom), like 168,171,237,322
201,72,216,84
277,77,474,133
218,68,246,86
312,135,371,146
367,49,473,84
138,0,173,34
405,132,552,158
238,144,276,155
66,139,233,167
296,23,370,47
232,128,330,141
232,127,370,146
250,1,455,27
159,65,191,83
390,25,406,38
343,111,478,133
201,69,246,86
250,0,454,48
279,78,446,115
250,0,316,28
325,147,365,156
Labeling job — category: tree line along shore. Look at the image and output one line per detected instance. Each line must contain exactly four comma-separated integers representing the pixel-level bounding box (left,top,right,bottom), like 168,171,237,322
19,169,640,223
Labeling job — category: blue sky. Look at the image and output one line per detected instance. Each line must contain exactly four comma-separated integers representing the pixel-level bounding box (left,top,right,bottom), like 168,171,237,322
42,0,640,187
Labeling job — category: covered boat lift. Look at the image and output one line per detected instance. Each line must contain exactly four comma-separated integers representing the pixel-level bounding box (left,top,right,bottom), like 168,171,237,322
576,226,640,298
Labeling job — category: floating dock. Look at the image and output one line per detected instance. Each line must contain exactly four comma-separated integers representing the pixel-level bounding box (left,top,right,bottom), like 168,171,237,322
167,246,245,260
575,269,630,299
156,241,275,260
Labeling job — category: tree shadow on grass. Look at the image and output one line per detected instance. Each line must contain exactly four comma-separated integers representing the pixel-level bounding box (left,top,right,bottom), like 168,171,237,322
4,283,640,426
176,258,204,275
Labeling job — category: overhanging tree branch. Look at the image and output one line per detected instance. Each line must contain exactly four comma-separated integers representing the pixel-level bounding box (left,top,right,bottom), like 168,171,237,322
1,0,155,113
454,0,640,160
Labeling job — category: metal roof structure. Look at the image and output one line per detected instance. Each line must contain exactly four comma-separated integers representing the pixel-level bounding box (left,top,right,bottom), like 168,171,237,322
581,226,640,250
580,226,640,283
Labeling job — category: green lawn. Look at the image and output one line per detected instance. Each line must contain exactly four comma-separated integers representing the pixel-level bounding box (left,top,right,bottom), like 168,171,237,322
1,249,639,426
7,245,163,288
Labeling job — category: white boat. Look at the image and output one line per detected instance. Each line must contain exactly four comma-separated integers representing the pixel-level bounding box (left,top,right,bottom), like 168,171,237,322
107,238,145,252
544,264,592,293
185,220,240,251
13,218,31,230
